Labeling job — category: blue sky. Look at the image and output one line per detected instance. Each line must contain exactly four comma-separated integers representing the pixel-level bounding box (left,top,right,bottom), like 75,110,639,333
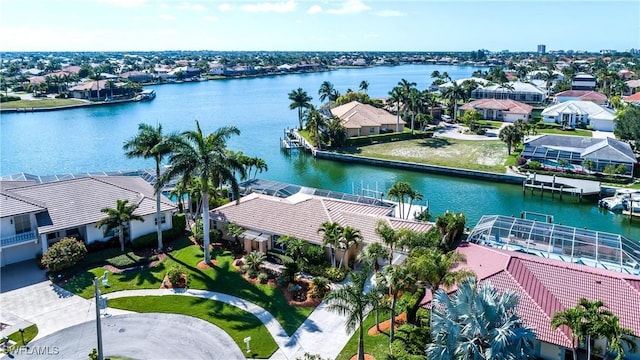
1,0,638,52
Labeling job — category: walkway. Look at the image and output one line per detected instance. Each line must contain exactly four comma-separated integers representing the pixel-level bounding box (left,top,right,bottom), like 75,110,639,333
104,288,353,360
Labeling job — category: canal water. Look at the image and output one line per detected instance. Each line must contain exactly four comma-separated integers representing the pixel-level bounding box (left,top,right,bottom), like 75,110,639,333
1,65,639,240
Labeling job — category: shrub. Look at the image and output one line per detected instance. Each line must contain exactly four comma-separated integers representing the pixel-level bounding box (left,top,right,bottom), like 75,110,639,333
86,237,119,252
245,251,266,272
517,157,527,166
308,276,330,298
277,275,290,287
42,237,87,272
303,245,326,266
167,265,186,286
528,161,542,170
0,95,21,103
257,272,269,284
172,213,186,233
323,267,347,282
105,252,158,269
247,268,258,279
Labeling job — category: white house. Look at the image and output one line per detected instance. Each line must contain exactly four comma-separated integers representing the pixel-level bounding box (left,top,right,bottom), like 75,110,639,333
0,176,176,267
541,100,616,131
431,77,490,92
459,99,532,122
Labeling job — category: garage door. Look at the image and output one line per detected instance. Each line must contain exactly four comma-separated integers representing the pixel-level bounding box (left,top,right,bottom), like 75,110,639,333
1,242,40,268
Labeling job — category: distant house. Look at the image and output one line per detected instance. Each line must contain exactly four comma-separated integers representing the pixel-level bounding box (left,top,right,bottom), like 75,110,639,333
554,90,608,105
68,80,110,100
431,77,489,92
623,79,640,96
120,71,154,83
210,191,431,265
471,81,547,104
208,63,225,75
521,134,636,175
571,73,597,91
0,177,176,267
459,99,532,122
330,101,405,137
541,100,616,131
623,92,640,106
421,242,640,360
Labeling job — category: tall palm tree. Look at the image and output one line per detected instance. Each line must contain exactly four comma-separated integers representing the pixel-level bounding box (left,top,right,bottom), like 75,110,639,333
338,226,363,269
388,86,403,132
427,278,536,360
596,315,638,360
288,87,312,130
379,264,414,344
318,221,343,268
358,242,389,273
251,157,268,179
303,104,327,150
375,220,398,265
157,121,246,264
540,69,558,94
405,248,474,325
318,81,335,103
96,199,145,252
405,186,423,221
359,80,369,93
397,78,417,125
499,124,523,155
441,81,464,122
123,123,178,250
324,264,374,360
552,307,587,360
578,298,615,360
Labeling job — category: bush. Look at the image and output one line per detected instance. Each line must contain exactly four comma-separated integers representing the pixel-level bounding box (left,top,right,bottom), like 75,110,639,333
42,237,87,272
105,252,158,269
346,131,414,147
303,245,326,266
132,214,186,250
257,272,269,284
277,275,290,287
167,265,186,286
86,237,119,252
247,268,258,279
517,157,527,166
527,161,542,170
323,267,347,282
173,213,186,233
308,276,330,298
0,95,21,103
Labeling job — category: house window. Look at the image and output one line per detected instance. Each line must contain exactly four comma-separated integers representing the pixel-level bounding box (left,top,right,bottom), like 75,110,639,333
272,235,285,252
14,214,31,234
369,127,375,134
154,214,167,225
67,228,81,239
47,232,60,241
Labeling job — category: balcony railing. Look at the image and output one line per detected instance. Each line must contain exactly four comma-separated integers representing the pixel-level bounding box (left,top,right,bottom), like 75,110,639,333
1,230,37,248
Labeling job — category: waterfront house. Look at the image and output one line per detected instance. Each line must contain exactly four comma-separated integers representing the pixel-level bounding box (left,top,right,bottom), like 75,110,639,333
210,191,431,266
541,100,616,131
459,99,532,122
430,77,489,92
119,71,154,83
330,101,405,137
521,134,636,176
571,73,597,91
471,81,547,104
420,242,640,360
0,177,176,268
554,90,608,105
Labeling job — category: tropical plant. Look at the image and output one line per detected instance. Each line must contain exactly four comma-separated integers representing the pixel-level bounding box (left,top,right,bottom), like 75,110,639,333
614,105,640,144
96,199,145,252
325,115,347,147
460,109,483,132
427,278,536,360
308,276,331,298
552,307,586,360
41,237,87,272
244,251,266,272
388,86,403,132
434,211,466,252
405,248,474,325
318,81,339,103
358,242,389,272
596,314,637,360
324,264,374,360
387,181,421,220
375,220,398,265
359,80,369,93
582,159,596,173
499,124,523,155
288,87,312,130
378,264,415,344
318,221,343,268
276,235,307,262
337,226,363,269
440,80,464,122
157,121,245,264
303,104,327,150
123,123,178,250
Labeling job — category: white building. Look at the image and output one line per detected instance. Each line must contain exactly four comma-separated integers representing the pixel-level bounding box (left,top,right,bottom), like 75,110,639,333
0,176,176,267
471,81,547,104
541,100,616,131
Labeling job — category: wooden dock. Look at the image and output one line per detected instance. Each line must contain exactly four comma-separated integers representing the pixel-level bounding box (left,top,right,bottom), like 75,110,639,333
523,173,601,201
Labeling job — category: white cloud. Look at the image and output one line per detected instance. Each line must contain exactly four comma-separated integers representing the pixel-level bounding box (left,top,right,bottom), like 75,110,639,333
326,0,370,15
95,0,148,8
203,15,219,22
178,3,207,12
307,5,322,14
375,10,406,17
241,1,297,13
153,29,177,36
218,3,232,12
159,14,176,20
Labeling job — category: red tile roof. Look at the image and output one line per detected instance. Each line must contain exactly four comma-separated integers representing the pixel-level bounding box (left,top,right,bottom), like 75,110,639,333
624,92,640,102
421,243,640,348
459,99,532,114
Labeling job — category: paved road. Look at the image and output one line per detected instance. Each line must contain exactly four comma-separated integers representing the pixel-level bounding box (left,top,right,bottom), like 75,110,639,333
9,313,244,360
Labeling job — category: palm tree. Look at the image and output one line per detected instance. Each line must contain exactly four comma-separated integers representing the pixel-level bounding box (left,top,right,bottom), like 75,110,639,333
358,242,389,273
251,157,268,179
324,265,374,360
499,124,523,155
405,248,474,325
405,187,423,221
596,315,638,360
318,81,335,103
397,78,417,126
540,69,559,94
123,123,178,250
244,250,266,272
578,298,615,360
288,88,312,130
359,80,369,93
552,307,587,360
427,278,536,360
318,221,343,268
388,181,419,219
379,264,414,344
388,86,403,133
441,81,464,122
157,121,245,264
338,226,363,269
96,199,145,252
326,115,347,148
375,220,398,266
303,104,327,150
276,235,306,262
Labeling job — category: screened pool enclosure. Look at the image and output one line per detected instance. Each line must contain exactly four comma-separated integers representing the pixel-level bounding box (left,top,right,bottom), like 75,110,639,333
469,215,640,274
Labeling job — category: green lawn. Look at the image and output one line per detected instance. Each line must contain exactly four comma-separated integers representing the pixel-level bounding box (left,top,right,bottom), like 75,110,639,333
536,128,592,137
0,98,86,109
7,324,38,345
342,138,509,173
335,311,391,360
109,296,278,358
62,238,313,335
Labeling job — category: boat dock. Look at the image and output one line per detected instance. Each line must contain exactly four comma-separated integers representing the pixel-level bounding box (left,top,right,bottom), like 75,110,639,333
280,129,313,152
522,173,601,201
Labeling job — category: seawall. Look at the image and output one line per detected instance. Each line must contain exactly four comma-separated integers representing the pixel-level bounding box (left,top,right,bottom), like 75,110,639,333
314,150,527,184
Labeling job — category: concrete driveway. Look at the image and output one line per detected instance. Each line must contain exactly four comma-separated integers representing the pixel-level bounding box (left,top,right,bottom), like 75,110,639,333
9,313,245,360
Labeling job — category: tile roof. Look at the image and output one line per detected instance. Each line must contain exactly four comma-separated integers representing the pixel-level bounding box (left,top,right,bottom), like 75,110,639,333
541,100,615,121
0,191,47,218
481,81,546,95
421,243,640,348
623,92,640,102
4,177,175,233
331,101,404,129
459,99,533,114
210,193,431,245
555,90,608,101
